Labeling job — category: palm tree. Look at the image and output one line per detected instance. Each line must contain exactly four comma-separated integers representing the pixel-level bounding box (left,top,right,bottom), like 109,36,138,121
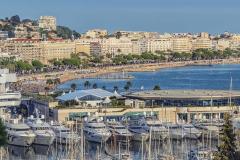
113,86,118,91
153,85,161,90
102,86,106,90
70,83,77,91
124,84,129,92
126,81,132,87
84,81,91,89
92,83,98,89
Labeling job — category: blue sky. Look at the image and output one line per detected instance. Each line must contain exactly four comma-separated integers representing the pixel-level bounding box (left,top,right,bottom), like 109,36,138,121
0,0,240,34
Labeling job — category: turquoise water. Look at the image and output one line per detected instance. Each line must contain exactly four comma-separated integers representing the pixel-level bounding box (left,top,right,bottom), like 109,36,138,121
58,64,240,91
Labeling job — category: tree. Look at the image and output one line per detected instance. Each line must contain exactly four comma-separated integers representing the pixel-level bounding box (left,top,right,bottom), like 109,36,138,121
46,79,54,86
0,119,7,146
102,86,106,90
10,15,21,25
92,83,98,89
70,83,77,91
32,60,44,69
113,86,118,91
213,113,237,160
153,85,161,90
126,81,132,88
84,81,91,89
124,84,130,92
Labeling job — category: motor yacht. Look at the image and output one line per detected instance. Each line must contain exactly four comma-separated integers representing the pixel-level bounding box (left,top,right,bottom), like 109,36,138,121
5,118,36,147
106,121,132,143
83,117,111,143
126,117,149,141
50,122,80,144
25,115,55,145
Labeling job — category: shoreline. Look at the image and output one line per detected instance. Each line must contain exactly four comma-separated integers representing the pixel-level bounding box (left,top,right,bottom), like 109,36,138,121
18,58,240,85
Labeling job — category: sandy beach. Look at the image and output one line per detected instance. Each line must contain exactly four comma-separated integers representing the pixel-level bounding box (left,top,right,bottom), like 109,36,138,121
17,58,240,85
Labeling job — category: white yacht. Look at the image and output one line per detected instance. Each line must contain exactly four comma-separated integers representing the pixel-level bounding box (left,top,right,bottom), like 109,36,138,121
106,121,132,143
83,117,111,143
50,122,80,144
145,117,168,141
126,117,149,141
5,119,36,147
194,123,222,139
25,116,55,145
164,123,185,139
181,124,202,139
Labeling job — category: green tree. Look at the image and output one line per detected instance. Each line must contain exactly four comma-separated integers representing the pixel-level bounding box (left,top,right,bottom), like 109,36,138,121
213,113,237,160
46,79,54,86
102,86,106,90
124,84,130,92
70,83,77,91
113,86,118,91
84,81,91,89
92,83,98,89
126,81,132,88
32,60,44,69
153,85,161,90
0,119,7,146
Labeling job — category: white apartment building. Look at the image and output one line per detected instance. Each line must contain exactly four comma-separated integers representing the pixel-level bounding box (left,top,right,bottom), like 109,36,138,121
172,37,192,53
104,37,133,56
147,38,172,53
0,69,21,107
39,16,57,31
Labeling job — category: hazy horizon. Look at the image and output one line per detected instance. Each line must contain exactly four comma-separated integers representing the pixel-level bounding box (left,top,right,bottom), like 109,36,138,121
1,0,240,34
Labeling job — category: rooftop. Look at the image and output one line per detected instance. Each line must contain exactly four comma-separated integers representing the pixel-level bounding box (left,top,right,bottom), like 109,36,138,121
56,89,116,102
126,90,240,100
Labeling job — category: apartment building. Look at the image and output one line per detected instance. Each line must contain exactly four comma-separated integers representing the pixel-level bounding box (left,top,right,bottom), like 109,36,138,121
104,37,133,56
39,16,57,31
192,32,212,50
75,41,101,56
131,39,148,55
172,37,192,53
3,39,75,64
147,38,172,53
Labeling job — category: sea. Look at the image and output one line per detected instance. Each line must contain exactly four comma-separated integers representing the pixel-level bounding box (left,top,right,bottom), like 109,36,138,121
58,64,240,92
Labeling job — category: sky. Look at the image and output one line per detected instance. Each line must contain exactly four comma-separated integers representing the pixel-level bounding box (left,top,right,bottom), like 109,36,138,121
0,0,240,34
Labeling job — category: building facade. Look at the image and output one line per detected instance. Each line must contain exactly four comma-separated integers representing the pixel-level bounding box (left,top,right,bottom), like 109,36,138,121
39,16,57,31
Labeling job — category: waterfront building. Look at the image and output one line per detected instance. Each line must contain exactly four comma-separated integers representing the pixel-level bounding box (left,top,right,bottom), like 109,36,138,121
172,37,192,53
50,89,238,123
0,69,21,107
40,40,75,64
75,40,101,56
216,39,230,51
3,39,75,64
104,37,133,56
192,32,212,50
56,89,117,108
147,38,172,53
38,16,57,31
131,39,148,55
229,34,240,50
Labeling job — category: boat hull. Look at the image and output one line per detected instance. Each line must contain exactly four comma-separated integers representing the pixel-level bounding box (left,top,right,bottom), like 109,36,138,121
132,133,149,141
7,134,35,147
85,133,111,143
33,134,55,145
